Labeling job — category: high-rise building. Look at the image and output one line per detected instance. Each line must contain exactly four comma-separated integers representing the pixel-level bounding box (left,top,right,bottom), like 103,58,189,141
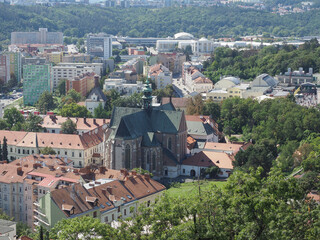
11,28,63,45
7,52,22,83
23,64,52,106
86,33,112,60
0,54,10,84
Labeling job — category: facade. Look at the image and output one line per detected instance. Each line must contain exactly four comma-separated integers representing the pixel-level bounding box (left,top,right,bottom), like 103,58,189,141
0,128,105,168
105,80,187,178
104,79,144,95
275,68,315,86
0,54,10,83
65,72,99,98
52,62,103,90
35,170,165,229
148,64,172,89
46,52,63,65
11,28,63,45
0,164,33,223
23,64,52,106
62,54,91,63
86,33,112,60
192,76,213,93
85,86,108,115
157,53,186,75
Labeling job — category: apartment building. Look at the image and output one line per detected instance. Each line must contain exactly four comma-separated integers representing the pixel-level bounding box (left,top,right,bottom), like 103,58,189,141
23,64,52,106
148,64,172,89
86,33,112,60
0,127,106,168
65,72,99,97
51,63,103,90
0,54,10,83
42,115,109,134
103,79,144,95
62,54,91,63
11,28,63,45
35,169,165,229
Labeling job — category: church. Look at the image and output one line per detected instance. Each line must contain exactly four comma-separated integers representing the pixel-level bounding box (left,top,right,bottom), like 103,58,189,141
104,80,187,178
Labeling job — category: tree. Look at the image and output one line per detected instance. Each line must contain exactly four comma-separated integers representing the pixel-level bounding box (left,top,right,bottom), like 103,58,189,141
57,79,66,96
61,119,77,134
50,216,117,240
2,136,8,162
22,114,44,132
186,94,204,115
203,99,220,122
36,91,55,114
39,225,44,240
60,89,82,107
114,55,121,63
0,119,9,130
60,103,92,118
205,166,220,178
3,107,25,129
94,103,108,119
0,208,13,220
16,222,32,238
40,147,56,155
7,73,17,89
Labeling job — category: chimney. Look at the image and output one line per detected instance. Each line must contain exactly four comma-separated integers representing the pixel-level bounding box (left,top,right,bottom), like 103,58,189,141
131,170,137,176
33,163,38,169
99,166,106,174
17,167,23,175
106,186,112,195
94,75,100,87
144,174,150,181
120,169,128,177
61,167,66,173
84,117,87,124
93,118,97,125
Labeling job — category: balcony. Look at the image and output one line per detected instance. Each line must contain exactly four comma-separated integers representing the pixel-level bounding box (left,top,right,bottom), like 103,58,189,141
34,215,49,226
33,202,40,207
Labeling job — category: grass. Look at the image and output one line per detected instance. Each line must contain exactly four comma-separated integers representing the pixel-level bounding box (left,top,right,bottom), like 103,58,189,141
166,180,227,199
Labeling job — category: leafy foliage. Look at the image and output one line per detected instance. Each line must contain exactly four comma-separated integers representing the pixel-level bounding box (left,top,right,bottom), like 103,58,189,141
60,102,92,118
61,119,77,134
40,147,56,155
36,91,56,114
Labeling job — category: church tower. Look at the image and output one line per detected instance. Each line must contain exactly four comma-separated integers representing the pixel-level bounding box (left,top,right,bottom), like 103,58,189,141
142,79,153,111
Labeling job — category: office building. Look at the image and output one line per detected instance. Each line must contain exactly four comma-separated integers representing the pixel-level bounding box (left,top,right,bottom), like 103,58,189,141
86,33,112,60
23,64,52,106
11,28,63,45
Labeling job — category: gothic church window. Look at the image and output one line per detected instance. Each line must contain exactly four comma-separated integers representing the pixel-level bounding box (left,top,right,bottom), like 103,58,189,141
125,144,131,169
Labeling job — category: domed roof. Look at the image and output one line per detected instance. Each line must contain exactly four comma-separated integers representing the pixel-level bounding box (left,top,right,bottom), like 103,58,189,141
199,37,208,41
252,74,278,88
222,76,240,85
214,77,240,90
174,32,195,40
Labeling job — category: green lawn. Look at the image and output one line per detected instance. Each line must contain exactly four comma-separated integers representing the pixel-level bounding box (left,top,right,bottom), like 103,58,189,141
166,180,227,198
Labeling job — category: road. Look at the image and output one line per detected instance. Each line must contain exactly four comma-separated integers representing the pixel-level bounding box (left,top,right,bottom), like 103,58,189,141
172,77,189,97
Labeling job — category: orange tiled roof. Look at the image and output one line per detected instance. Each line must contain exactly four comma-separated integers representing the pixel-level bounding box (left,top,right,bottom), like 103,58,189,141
161,97,189,108
204,142,244,154
0,164,33,183
194,76,212,84
10,154,72,166
182,151,234,169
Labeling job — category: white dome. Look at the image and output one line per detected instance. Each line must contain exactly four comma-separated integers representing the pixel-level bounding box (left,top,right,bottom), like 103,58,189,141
174,32,195,40
199,37,208,41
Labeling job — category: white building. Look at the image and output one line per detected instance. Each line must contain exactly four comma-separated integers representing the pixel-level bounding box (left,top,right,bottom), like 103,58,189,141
156,32,218,55
51,62,103,90
104,79,144,95
148,64,172,89
87,33,113,60
85,86,108,115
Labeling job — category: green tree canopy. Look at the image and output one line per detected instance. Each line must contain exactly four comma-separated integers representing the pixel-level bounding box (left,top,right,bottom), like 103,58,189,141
3,107,25,129
60,102,92,118
40,147,56,155
61,119,77,134
36,91,55,114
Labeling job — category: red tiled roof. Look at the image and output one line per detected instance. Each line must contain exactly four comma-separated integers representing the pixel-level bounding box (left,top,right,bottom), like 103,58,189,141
0,164,33,183
161,97,189,108
204,142,244,154
194,76,213,84
10,154,72,166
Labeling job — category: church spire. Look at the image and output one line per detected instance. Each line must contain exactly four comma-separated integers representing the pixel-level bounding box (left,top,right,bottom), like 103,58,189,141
142,79,152,111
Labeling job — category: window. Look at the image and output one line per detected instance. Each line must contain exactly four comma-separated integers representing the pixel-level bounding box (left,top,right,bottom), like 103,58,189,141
65,151,67,156
79,152,82,157
93,211,97,218
168,137,172,151
72,152,74,157
152,152,156,171
118,206,120,212
124,209,127,216
183,169,186,174
79,161,82,167
43,190,46,194
112,214,114,221
18,149,20,154
52,130,55,133
125,145,131,169
10,148,12,153
105,216,108,222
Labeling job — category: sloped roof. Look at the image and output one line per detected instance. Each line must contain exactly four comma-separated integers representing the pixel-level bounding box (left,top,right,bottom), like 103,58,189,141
0,164,33,183
186,121,214,136
142,132,160,147
194,76,212,84
161,97,189,109
182,151,234,169
110,107,183,140
87,87,107,102
10,154,72,166
252,74,278,88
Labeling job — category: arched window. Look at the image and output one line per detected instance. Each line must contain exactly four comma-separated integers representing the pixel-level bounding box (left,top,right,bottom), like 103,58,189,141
147,151,151,164
125,144,131,169
168,137,172,151
152,152,156,171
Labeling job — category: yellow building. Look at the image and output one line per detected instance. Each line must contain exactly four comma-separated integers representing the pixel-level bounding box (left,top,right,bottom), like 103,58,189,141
47,52,63,65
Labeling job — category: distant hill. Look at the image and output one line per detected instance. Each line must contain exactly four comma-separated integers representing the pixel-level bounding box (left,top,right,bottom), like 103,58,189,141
1,4,320,45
